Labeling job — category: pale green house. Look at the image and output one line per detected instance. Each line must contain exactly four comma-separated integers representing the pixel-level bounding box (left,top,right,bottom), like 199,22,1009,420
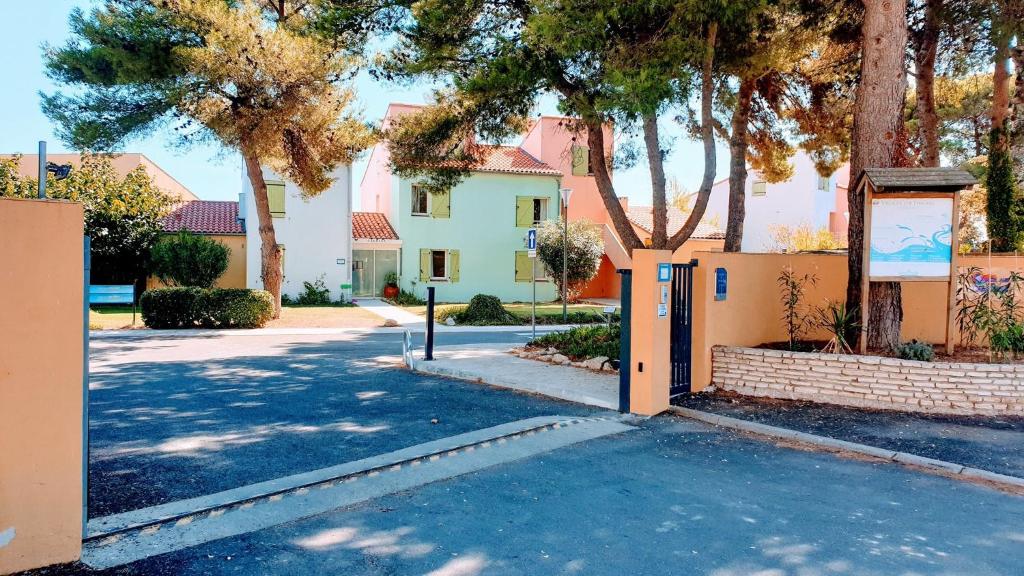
360,132,563,302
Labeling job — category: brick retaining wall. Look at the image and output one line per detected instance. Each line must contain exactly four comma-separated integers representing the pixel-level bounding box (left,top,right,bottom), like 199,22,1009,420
711,346,1024,416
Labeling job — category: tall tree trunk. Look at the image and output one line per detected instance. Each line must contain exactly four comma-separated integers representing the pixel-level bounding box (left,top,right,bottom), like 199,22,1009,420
847,0,908,351
915,0,942,167
991,27,1012,140
242,144,283,318
666,21,718,252
987,19,1016,252
584,120,644,254
1010,42,1024,190
644,113,668,249
725,77,755,252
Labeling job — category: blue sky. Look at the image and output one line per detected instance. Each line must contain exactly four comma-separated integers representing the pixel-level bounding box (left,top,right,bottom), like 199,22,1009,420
2,1,730,208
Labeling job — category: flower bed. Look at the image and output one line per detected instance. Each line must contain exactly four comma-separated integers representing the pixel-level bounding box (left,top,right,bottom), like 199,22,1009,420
712,346,1024,416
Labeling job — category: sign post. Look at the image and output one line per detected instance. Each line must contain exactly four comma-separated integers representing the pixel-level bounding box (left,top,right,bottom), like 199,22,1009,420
528,228,537,339
856,168,975,355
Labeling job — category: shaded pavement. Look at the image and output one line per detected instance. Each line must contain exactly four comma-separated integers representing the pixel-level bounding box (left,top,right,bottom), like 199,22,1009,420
679,391,1024,479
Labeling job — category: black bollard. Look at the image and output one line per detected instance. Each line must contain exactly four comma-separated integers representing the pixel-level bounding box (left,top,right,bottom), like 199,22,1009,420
425,286,435,360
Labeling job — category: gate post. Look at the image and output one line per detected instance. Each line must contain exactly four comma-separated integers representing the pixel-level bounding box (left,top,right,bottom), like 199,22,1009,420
627,249,673,415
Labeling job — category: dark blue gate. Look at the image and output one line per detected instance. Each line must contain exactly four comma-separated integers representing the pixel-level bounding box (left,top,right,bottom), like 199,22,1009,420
617,269,632,412
670,261,696,398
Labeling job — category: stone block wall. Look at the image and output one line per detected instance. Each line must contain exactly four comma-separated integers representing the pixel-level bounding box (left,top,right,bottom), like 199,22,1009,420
711,346,1024,416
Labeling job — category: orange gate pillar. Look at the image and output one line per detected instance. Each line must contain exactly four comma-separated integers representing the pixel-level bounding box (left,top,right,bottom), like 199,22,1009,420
628,249,673,415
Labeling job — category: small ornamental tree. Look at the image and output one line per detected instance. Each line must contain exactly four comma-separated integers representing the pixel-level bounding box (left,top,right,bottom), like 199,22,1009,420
150,230,230,288
536,220,604,303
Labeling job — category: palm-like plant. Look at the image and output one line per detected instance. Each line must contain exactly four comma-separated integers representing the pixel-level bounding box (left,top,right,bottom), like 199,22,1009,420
815,301,860,354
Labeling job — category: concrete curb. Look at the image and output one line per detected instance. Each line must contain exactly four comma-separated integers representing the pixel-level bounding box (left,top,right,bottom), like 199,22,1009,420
670,406,1024,491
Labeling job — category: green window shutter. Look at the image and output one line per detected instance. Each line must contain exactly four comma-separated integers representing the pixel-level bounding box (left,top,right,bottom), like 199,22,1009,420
449,250,460,282
430,190,450,218
268,182,286,217
419,249,430,282
515,196,533,227
515,251,532,282
571,145,589,176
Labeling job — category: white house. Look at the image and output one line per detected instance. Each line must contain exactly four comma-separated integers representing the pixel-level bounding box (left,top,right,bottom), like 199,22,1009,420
239,165,355,302
704,150,849,252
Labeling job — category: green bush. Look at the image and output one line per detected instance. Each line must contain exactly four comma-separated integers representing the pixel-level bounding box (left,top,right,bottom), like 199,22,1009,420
896,340,935,362
387,289,426,306
435,305,467,323
150,230,230,288
141,287,273,329
529,325,620,360
459,294,520,325
296,275,332,305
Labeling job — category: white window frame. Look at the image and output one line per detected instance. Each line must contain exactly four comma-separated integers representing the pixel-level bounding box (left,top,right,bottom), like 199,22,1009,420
532,197,549,225
430,249,448,281
412,185,429,216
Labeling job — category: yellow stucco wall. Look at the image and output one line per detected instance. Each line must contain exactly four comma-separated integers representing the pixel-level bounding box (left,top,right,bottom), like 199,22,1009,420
689,252,1016,391
0,198,84,573
147,234,247,290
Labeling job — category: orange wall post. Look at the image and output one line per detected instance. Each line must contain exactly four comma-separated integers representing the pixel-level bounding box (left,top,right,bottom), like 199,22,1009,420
0,198,84,574
628,249,673,415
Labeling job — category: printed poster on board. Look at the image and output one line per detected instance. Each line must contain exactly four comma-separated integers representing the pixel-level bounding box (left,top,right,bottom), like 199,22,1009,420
869,197,953,279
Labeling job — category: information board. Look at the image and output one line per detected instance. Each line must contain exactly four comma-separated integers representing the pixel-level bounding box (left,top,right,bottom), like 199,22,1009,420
869,197,954,279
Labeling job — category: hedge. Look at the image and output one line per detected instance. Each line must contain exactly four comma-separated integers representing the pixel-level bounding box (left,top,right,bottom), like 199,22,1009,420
141,287,274,329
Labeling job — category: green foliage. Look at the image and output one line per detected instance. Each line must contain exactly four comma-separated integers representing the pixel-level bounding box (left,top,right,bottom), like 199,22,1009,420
0,153,175,285
434,305,467,323
383,271,399,287
957,267,1024,359
150,230,230,288
814,301,859,354
986,123,1021,252
536,219,604,303
778,266,818,350
141,287,273,329
296,275,332,305
457,294,520,325
897,340,935,362
529,325,621,361
387,289,426,306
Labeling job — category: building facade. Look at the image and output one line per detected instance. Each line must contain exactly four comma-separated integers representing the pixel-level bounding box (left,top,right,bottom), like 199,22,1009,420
240,165,354,302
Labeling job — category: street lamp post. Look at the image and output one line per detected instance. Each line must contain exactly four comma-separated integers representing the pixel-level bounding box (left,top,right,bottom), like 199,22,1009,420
559,188,573,323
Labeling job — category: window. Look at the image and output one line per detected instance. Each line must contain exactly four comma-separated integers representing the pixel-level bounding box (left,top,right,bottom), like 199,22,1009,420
430,250,447,280
268,182,286,217
571,145,590,176
752,181,767,197
515,251,548,282
412,185,429,215
532,198,548,224
817,175,829,191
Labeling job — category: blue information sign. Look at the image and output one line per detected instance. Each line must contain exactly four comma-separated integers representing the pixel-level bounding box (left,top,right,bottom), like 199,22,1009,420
715,267,727,301
657,263,672,282
527,228,537,250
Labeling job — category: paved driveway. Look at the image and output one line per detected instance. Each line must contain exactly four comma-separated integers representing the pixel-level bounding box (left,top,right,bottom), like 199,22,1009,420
87,331,596,517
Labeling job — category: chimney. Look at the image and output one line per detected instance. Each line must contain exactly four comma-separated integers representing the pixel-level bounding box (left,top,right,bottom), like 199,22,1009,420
618,196,629,211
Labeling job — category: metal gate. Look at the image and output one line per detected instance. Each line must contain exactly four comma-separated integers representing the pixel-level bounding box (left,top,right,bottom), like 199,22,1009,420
669,260,696,398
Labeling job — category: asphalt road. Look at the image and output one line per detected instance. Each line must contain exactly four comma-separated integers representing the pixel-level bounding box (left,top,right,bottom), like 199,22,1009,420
48,330,1024,575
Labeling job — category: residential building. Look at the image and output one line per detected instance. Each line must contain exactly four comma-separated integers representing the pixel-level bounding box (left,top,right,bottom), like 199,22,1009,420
4,153,198,202
361,108,562,302
622,200,725,261
352,212,401,297
705,150,849,252
239,165,354,302
152,200,247,289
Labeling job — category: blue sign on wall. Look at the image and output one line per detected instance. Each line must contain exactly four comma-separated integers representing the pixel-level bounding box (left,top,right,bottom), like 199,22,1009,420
715,267,727,301
527,228,537,250
657,263,672,282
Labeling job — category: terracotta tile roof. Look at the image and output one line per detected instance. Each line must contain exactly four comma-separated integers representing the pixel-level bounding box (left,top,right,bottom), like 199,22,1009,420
626,205,725,240
162,200,244,235
352,212,400,241
400,145,562,176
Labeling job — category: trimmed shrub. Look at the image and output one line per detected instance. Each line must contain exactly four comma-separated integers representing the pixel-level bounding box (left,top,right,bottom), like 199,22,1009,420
150,230,230,288
459,294,519,325
141,287,273,329
295,275,332,305
896,340,935,362
529,325,620,360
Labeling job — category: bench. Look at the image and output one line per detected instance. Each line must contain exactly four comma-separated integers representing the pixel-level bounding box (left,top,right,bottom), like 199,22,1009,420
89,284,136,325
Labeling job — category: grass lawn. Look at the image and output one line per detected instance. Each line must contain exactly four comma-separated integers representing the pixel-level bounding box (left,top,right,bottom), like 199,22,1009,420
402,302,612,324
89,306,142,330
90,304,387,330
